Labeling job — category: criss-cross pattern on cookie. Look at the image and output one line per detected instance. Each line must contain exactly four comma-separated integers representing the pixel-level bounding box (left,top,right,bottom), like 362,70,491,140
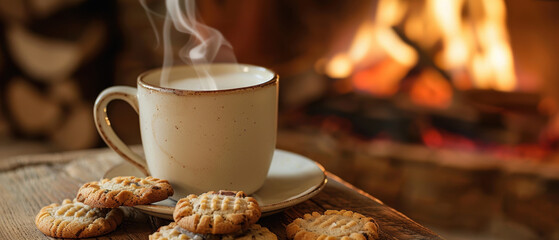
53,199,102,219
35,199,123,238
286,210,379,240
305,211,364,234
196,192,246,213
173,191,261,235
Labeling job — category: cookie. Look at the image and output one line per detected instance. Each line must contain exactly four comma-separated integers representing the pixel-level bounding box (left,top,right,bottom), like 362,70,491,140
286,210,379,240
173,190,261,234
224,224,278,240
76,176,174,208
150,222,277,240
35,199,123,238
150,223,189,240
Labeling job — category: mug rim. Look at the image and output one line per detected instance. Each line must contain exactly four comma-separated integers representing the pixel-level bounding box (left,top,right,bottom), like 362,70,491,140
137,63,278,95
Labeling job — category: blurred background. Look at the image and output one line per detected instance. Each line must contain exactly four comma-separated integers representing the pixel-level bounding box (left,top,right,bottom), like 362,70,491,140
1,0,559,239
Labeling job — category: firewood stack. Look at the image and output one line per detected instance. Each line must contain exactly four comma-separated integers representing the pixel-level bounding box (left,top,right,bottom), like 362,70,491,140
0,0,122,150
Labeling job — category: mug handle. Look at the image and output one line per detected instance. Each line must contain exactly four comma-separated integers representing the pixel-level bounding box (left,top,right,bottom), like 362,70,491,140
93,86,150,176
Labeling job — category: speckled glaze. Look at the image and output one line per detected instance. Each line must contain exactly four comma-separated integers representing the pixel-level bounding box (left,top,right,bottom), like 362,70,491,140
94,64,278,198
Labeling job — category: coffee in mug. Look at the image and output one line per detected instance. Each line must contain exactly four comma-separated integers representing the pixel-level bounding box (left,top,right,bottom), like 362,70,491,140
93,63,278,199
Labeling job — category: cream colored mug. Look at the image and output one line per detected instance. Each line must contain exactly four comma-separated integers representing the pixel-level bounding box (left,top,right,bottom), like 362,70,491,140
93,64,278,198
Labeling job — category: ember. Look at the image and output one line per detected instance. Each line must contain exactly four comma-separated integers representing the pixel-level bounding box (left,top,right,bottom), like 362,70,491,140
421,127,551,160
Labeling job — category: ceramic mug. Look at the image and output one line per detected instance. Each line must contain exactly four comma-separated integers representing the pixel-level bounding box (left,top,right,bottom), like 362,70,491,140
93,63,278,198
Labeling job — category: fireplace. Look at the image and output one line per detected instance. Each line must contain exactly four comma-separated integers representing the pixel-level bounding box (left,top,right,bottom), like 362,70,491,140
269,0,559,239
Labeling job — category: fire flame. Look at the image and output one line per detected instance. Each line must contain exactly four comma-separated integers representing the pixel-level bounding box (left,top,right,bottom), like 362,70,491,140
324,0,517,100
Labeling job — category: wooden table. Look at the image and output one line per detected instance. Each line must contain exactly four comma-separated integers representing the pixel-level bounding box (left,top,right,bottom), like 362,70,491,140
0,148,442,239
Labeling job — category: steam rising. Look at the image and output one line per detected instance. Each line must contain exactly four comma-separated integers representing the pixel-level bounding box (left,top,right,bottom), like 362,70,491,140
143,0,237,90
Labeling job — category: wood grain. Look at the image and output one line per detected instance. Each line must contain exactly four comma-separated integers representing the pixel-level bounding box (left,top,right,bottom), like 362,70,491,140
0,148,442,239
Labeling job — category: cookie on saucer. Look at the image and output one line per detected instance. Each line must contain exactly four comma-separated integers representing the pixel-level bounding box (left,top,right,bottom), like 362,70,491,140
150,222,277,240
286,210,379,240
77,176,174,208
173,190,261,234
35,199,123,238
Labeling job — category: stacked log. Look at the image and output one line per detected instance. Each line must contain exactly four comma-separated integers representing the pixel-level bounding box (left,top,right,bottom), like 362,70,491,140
0,0,121,150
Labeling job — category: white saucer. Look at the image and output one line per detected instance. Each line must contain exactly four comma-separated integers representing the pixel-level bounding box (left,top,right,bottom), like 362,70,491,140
104,149,327,219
